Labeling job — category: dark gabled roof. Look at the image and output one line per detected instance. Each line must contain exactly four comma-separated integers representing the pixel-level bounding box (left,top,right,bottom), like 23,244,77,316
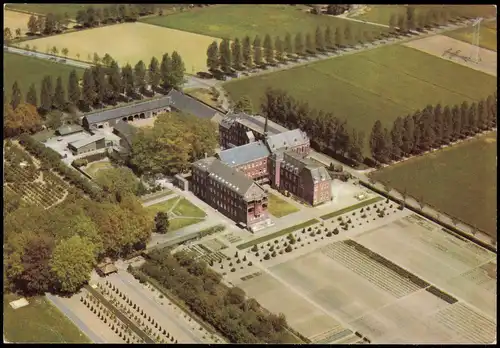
266,129,309,153
168,89,220,119
56,124,84,135
192,157,266,200
282,151,331,183
218,140,270,167
220,112,288,135
113,121,137,141
84,96,172,124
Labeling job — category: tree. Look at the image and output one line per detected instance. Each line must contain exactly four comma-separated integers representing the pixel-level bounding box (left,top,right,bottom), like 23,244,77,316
234,96,253,114
242,35,252,68
263,34,274,65
148,57,161,91
305,32,316,54
420,107,435,151
46,109,64,130
416,12,427,30
134,60,147,94
468,102,478,134
369,120,384,160
121,63,135,97
82,69,96,107
315,26,325,51
406,6,416,31
51,46,59,55
388,13,397,33
93,52,101,65
28,15,38,34
170,51,186,89
4,103,42,137
95,166,140,197
154,212,170,234
253,36,263,67
4,27,13,41
92,65,108,105
26,83,38,107
15,28,22,37
54,76,66,110
231,38,243,70
381,128,392,163
206,41,219,72
451,104,462,139
397,14,407,33
348,130,364,162
390,117,404,160
68,69,81,106
335,26,344,48
274,36,285,63
344,23,353,46
324,26,334,49
50,235,96,293
102,53,113,67
61,47,69,58
283,32,293,58
218,39,232,74
442,105,453,144
11,81,22,110
402,115,415,155
40,76,54,113
294,32,304,56
477,100,488,130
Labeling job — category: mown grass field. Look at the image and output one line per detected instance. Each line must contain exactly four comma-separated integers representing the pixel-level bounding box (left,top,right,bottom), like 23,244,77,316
4,52,85,101
5,4,118,18
20,22,221,73
3,10,31,35
140,4,387,40
224,44,497,157
445,20,497,52
146,196,206,232
3,293,90,343
351,5,496,26
370,131,497,237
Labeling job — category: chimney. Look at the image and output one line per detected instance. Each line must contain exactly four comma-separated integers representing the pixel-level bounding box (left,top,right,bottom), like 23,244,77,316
264,114,269,138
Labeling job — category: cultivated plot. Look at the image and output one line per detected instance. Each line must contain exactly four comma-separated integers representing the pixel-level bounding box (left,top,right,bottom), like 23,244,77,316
370,131,497,237
140,4,387,40
445,20,497,52
3,10,31,36
224,44,496,157
21,22,222,73
403,34,497,76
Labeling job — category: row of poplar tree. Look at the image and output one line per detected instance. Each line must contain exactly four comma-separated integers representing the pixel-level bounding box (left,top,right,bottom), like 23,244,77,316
206,23,380,73
370,94,498,164
9,51,186,114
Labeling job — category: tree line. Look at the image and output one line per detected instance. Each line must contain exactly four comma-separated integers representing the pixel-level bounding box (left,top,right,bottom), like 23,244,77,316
261,88,364,162
370,93,497,164
5,50,186,132
206,23,380,74
75,4,156,28
139,249,295,343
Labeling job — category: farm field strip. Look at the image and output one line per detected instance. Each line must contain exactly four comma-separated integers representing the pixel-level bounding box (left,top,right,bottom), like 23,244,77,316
3,10,31,36
18,22,222,73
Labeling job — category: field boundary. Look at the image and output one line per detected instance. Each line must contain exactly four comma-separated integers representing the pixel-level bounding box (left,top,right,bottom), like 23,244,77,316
320,196,384,220
236,219,319,250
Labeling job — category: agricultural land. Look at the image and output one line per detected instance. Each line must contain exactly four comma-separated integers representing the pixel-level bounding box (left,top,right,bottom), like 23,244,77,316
3,293,90,343
370,131,497,237
350,5,496,26
18,22,221,73
4,52,85,100
140,4,387,40
224,44,496,156
445,20,497,52
3,9,31,36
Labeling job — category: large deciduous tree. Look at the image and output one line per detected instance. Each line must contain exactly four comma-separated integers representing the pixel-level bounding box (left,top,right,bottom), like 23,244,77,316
283,32,293,58
95,166,140,198
263,34,274,65
160,53,172,90
134,60,147,94
121,63,135,97
231,38,243,70
154,212,170,234
54,76,66,110
40,75,54,112
170,51,186,89
26,83,38,107
82,69,96,107
11,81,22,110
234,96,253,114
242,36,253,68
218,39,232,74
401,115,415,155
253,36,263,67
369,120,384,160
390,117,404,160
50,235,96,293
148,57,161,91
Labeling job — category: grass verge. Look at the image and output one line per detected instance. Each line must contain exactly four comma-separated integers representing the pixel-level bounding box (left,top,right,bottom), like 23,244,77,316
320,196,384,220
268,193,300,218
236,219,319,250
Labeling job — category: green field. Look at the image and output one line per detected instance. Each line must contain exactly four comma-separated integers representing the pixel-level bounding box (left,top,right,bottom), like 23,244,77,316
370,132,497,237
445,20,497,52
4,52,85,101
268,193,300,218
224,44,497,157
140,4,387,40
351,5,496,26
3,293,90,343
147,196,206,232
172,198,206,218
320,196,384,220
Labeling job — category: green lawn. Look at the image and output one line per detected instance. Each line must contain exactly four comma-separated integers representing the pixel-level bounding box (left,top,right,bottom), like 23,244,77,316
172,198,206,218
140,189,173,203
237,219,319,250
146,196,180,218
268,193,300,218
84,160,114,178
320,196,384,220
169,217,205,231
351,5,496,26
445,20,497,52
3,293,90,343
370,131,497,237
140,4,387,40
224,44,496,157
185,88,219,109
4,52,85,101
